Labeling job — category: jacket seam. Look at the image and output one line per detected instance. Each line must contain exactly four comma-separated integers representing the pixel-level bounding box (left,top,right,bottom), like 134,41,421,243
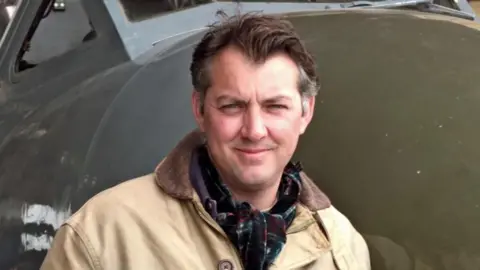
66,223,103,270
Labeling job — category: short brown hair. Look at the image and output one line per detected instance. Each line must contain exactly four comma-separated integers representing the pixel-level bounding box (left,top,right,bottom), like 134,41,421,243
189,12,319,110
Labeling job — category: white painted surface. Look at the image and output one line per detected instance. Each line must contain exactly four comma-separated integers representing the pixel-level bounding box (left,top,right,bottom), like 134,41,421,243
21,203,71,229
20,203,72,251
20,233,54,251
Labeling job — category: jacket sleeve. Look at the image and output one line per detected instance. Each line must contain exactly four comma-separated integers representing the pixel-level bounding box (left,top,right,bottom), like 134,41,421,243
40,224,99,270
351,224,371,269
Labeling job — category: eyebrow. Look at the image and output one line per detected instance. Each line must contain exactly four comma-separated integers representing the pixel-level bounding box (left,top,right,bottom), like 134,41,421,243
215,94,292,104
215,95,241,104
263,95,293,103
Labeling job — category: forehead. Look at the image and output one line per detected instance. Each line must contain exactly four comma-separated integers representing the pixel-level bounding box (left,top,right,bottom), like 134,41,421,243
208,46,300,99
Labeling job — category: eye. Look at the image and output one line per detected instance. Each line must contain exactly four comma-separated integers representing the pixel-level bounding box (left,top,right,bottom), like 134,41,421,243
221,104,239,109
267,104,288,110
219,103,243,114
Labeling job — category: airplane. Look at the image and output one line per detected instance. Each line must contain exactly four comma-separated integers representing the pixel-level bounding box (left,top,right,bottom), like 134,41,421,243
0,0,479,269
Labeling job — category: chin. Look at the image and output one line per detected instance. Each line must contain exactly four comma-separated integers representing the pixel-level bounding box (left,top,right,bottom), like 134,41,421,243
236,170,273,187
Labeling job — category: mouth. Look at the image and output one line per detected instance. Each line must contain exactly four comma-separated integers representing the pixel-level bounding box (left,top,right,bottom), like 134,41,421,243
234,148,271,154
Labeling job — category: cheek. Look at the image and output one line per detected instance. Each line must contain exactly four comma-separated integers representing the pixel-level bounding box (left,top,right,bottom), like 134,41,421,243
266,115,303,144
205,113,242,142
266,112,303,133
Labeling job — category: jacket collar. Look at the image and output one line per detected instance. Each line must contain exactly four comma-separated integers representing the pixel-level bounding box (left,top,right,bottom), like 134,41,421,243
154,129,331,211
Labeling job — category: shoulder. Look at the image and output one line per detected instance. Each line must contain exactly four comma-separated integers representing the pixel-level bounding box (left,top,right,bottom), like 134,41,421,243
315,205,371,269
65,173,178,230
43,174,170,269
317,205,359,236
58,173,188,255
316,205,365,244
45,175,195,269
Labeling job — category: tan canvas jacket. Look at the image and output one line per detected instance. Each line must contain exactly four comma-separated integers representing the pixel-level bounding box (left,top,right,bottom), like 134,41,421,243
40,130,371,270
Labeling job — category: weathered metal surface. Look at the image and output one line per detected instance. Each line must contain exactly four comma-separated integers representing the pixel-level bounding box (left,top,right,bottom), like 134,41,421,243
1,3,480,269
291,11,480,269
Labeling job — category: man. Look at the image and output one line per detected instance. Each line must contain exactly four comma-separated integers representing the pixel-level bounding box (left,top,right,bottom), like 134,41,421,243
41,13,371,270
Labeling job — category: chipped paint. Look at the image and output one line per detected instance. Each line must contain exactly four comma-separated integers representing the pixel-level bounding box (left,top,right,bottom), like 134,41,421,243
21,203,71,229
20,233,53,251
20,204,72,251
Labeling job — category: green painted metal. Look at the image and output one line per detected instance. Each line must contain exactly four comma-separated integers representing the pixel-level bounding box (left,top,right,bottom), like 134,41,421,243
292,11,480,269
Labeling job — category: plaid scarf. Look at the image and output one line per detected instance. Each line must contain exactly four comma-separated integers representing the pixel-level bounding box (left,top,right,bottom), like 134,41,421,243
196,146,302,270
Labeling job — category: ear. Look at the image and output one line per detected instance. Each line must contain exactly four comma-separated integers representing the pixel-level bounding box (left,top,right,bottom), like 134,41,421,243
191,90,206,132
299,96,315,135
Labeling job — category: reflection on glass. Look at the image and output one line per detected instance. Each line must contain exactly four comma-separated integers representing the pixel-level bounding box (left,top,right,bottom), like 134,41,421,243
119,0,213,22
16,0,94,72
1,0,19,42
5,5,16,18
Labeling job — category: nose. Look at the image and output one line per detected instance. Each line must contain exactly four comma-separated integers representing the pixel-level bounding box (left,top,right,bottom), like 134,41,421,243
241,106,267,141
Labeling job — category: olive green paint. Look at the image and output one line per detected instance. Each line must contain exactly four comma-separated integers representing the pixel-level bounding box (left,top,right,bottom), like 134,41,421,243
290,12,480,268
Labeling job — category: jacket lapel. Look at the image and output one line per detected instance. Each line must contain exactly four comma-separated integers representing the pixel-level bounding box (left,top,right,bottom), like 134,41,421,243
270,204,333,269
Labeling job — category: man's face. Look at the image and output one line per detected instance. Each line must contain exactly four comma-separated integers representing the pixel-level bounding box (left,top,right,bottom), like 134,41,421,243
192,46,315,192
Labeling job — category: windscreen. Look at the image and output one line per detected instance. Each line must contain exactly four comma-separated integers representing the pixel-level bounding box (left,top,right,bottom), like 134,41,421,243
118,0,372,22
118,0,459,23
119,0,212,22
